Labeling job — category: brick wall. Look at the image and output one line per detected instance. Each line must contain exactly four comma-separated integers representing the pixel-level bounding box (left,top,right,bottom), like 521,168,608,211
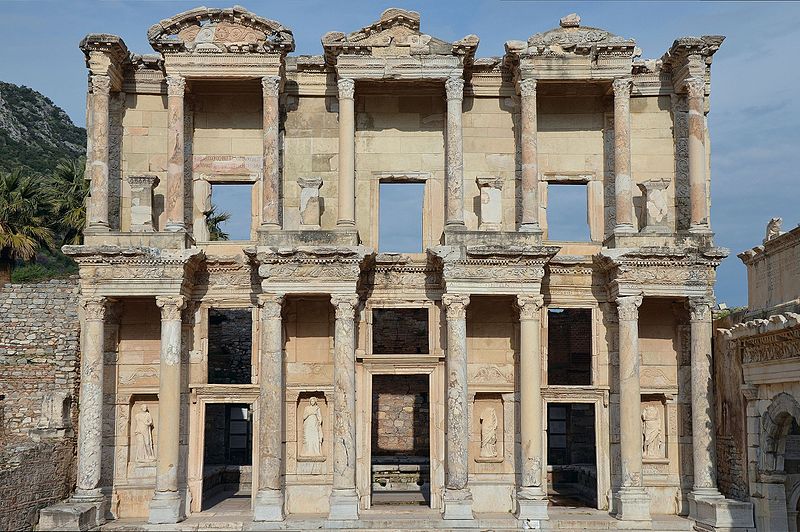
372,375,429,457
208,308,252,384
547,308,592,385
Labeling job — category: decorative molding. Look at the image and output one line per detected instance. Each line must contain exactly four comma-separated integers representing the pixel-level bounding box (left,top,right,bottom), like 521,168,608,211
519,78,537,97
166,75,186,97
516,295,544,320
442,293,470,320
258,293,284,318
612,77,633,98
81,297,107,321
445,76,465,101
261,75,281,97
331,294,360,321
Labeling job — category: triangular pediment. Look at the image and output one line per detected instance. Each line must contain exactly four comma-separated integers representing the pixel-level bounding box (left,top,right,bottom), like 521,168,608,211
506,13,635,58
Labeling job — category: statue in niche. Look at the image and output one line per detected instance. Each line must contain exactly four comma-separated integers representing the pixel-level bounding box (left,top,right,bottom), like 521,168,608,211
479,406,498,458
642,404,664,458
134,404,156,463
302,397,323,456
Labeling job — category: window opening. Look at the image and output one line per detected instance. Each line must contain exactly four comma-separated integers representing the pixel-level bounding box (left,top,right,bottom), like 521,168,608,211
379,182,424,253
547,308,592,385
547,183,590,241
208,183,253,241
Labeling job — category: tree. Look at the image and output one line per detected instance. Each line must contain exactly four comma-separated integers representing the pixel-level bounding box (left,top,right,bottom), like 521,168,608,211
204,205,231,241
0,169,55,285
49,157,89,245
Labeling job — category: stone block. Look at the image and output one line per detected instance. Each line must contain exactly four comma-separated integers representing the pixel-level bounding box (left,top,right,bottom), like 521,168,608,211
38,502,103,531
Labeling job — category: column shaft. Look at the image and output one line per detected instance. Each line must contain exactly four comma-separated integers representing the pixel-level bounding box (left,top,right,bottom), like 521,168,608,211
165,75,186,231
261,76,281,229
73,297,106,500
445,77,465,229
613,78,635,233
337,79,355,227
686,78,709,232
519,79,540,231
87,76,111,231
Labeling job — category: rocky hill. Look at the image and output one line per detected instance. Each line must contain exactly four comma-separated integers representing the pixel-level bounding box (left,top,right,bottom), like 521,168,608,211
0,82,85,174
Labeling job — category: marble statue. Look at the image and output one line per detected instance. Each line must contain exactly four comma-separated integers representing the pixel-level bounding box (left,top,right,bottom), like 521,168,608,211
479,406,498,458
134,404,156,463
642,404,664,458
764,217,783,243
302,397,323,456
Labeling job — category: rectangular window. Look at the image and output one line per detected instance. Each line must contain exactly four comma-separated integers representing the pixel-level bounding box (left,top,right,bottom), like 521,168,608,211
379,183,424,253
372,308,429,355
547,308,592,385
208,183,253,241
547,183,590,241
208,308,252,385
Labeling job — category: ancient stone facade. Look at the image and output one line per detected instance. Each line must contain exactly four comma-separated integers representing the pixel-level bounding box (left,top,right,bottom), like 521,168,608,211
37,6,749,530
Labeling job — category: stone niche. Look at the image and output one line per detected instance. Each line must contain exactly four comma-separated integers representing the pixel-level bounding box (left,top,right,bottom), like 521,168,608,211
641,395,669,478
295,392,328,473
127,394,159,479
471,393,504,466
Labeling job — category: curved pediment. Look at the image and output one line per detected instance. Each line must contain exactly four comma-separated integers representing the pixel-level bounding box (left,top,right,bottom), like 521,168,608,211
147,5,294,54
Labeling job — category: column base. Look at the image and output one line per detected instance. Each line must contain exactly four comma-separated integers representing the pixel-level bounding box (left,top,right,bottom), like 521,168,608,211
613,223,637,235
518,223,542,234
148,491,184,524
38,500,104,531
515,487,549,521
259,222,282,232
689,224,712,235
688,491,754,531
253,489,285,522
442,488,474,520
328,488,359,520
444,221,467,232
165,222,187,232
84,223,110,233
613,487,651,524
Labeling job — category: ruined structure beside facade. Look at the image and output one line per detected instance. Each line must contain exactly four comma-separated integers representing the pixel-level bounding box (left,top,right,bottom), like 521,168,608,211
36,6,754,530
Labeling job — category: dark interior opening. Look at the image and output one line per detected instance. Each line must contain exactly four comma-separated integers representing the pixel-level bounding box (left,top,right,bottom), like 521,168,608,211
547,402,597,508
372,308,429,354
208,308,252,384
547,308,592,385
202,403,252,510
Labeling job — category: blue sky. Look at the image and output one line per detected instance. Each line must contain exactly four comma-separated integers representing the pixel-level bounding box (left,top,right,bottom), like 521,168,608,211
2,1,798,307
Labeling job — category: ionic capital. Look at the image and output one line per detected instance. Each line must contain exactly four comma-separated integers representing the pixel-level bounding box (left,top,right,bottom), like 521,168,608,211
81,296,107,321
90,74,111,96
261,75,281,98
684,76,706,99
688,296,714,322
516,294,544,321
445,76,465,101
166,75,186,97
156,295,187,321
616,294,643,322
258,293,285,319
518,78,537,98
337,78,355,100
331,294,359,320
612,77,632,99
442,293,470,320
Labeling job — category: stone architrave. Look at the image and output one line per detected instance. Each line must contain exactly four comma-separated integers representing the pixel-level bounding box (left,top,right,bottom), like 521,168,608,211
261,75,281,230
637,178,671,233
445,77,466,230
128,175,159,232
298,177,323,229
613,294,651,523
329,294,360,520
519,78,541,232
149,296,186,524
254,293,285,521
476,176,503,231
165,75,186,232
337,79,356,227
87,75,111,231
686,77,710,233
613,78,635,234
442,293,473,520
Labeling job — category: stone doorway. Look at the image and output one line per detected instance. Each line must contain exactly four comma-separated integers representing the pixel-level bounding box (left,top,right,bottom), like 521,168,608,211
201,403,253,510
546,402,597,508
370,374,431,506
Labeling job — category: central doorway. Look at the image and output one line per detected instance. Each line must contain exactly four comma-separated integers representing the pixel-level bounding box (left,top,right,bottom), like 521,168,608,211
547,402,597,508
370,374,431,506
202,403,252,511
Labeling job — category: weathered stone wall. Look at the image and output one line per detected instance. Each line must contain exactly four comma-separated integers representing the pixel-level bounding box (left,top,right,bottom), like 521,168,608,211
372,374,429,457
547,308,592,385
208,308,252,384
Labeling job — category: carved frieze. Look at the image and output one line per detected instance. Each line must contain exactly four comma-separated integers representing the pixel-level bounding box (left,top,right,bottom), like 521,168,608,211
63,245,204,284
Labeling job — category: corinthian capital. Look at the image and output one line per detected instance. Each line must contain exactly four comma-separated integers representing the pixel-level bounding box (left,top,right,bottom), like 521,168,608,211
166,75,186,97
258,293,285,319
81,296,107,321
90,75,111,96
337,78,355,100
612,77,632,98
156,295,187,321
261,75,281,98
518,78,537,98
616,294,643,322
445,76,464,101
331,294,359,320
516,294,544,320
442,293,470,320
688,296,714,322
684,77,705,99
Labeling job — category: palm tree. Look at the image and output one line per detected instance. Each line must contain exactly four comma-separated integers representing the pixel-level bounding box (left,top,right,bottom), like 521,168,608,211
50,157,89,246
204,205,231,241
0,169,55,285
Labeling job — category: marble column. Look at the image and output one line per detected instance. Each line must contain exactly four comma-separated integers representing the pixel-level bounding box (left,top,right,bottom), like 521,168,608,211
329,294,360,520
337,79,356,228
87,75,111,231
72,297,107,503
261,76,281,230
686,77,710,233
613,78,635,234
688,296,721,497
613,294,650,522
442,293,473,520
515,295,548,521
254,294,285,520
445,77,466,230
165,75,186,232
149,296,186,524
519,78,541,232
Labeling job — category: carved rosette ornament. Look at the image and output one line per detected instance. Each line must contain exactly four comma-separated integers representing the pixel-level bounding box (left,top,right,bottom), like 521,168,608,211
156,295,187,322
261,75,281,98
688,296,713,322
337,78,355,100
685,76,705,99
90,74,111,96
616,294,642,321
166,75,186,97
445,76,465,101
519,78,537,98
81,297,107,321
516,294,544,321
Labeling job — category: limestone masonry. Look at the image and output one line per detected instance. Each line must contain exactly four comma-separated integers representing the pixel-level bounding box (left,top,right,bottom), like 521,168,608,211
31,5,757,530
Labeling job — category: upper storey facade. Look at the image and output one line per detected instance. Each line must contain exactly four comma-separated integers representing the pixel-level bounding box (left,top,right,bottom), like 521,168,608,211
78,7,724,254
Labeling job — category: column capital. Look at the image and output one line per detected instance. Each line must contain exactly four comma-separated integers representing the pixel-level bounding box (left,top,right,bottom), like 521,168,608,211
445,76,465,101
156,295,187,321
518,78,537,97
688,296,714,322
90,74,111,96
337,78,355,100
331,294,359,319
261,75,281,97
515,294,544,320
81,296,107,321
443,293,470,319
616,294,643,321
612,77,632,98
684,76,705,98
258,293,285,318
166,75,186,97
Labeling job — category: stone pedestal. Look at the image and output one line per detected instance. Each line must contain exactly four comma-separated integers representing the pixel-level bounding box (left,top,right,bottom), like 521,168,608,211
613,78,636,235
128,175,159,232
337,79,356,228
38,501,104,532
165,75,186,232
261,75,281,230
298,177,323,229
518,78,541,233
689,492,755,532
637,178,670,234
445,77,465,230
86,75,111,232
476,176,503,231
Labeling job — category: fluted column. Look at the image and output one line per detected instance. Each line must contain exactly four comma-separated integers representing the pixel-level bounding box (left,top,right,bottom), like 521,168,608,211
519,78,541,232
86,75,111,231
515,295,548,521
72,297,107,502
613,294,650,522
688,296,721,497
254,294,285,521
329,294,359,520
261,76,281,230
613,78,635,234
442,293,473,520
445,77,465,230
149,296,186,524
337,79,356,227
686,77,710,233
165,75,186,232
